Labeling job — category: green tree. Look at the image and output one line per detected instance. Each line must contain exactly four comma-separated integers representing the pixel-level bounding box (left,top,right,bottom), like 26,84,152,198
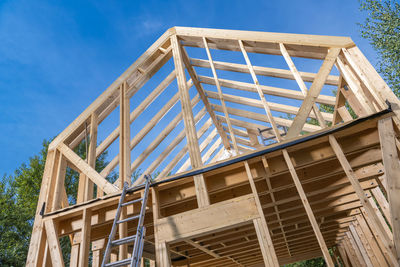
0,139,115,266
359,0,400,96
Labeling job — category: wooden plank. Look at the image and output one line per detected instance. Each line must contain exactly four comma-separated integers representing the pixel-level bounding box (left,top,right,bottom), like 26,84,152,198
155,194,259,242
282,149,334,266
378,117,400,264
329,134,398,265
119,81,131,188
26,150,57,266
198,75,336,105
88,113,98,199
280,43,326,127
204,36,238,152
78,209,92,267
185,239,221,258
349,223,373,266
346,231,366,266
190,57,339,86
206,90,333,122
239,39,282,141
244,160,279,266
58,143,118,195
355,213,388,266
44,219,65,267
180,44,231,149
173,27,355,48
285,48,340,139
371,187,391,225
51,153,67,211
172,34,210,207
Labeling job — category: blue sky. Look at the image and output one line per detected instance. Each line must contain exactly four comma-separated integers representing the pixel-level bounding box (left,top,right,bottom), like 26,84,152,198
0,0,377,176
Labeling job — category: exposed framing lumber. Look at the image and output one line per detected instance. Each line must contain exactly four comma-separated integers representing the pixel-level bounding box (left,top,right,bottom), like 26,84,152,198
28,27,400,267
239,39,282,141
378,117,400,263
282,149,334,266
329,134,398,265
190,57,339,86
180,42,231,150
285,48,340,139
203,37,239,152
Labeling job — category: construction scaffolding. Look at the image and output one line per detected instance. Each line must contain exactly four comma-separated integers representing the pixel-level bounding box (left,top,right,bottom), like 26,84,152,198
26,27,400,266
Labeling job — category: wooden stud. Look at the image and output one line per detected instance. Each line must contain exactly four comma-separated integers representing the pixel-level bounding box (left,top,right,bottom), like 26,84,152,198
44,220,65,267
282,149,334,266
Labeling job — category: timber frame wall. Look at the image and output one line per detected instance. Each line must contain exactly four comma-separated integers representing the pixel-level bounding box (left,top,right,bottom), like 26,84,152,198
26,27,400,266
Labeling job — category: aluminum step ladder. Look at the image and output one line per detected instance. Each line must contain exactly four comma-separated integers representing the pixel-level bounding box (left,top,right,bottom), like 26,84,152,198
101,175,152,267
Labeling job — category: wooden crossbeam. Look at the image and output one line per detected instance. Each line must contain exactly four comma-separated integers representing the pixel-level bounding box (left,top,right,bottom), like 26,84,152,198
285,48,340,139
206,90,333,122
58,143,118,195
280,43,326,127
190,57,339,86
198,75,336,105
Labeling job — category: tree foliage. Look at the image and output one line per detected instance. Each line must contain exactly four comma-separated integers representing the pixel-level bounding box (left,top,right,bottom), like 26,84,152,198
359,0,400,96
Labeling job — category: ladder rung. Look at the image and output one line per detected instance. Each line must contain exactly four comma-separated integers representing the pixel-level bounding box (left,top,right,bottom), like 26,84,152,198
121,198,143,207
111,235,136,246
105,258,131,267
117,215,140,224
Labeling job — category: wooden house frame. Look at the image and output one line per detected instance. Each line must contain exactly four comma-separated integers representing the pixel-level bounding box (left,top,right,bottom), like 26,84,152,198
26,27,400,266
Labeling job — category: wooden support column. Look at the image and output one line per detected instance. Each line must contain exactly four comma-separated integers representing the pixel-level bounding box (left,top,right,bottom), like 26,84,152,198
69,233,80,267
282,149,334,266
379,117,400,264
78,208,92,267
119,82,130,260
244,161,279,266
51,152,67,211
286,48,340,139
152,187,171,267
44,219,65,267
171,34,210,207
92,239,105,267
329,134,398,265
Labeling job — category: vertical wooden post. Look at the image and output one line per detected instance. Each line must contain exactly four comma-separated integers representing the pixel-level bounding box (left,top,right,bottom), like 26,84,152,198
78,208,92,267
152,187,171,267
51,152,67,211
379,117,400,264
119,82,131,260
69,233,80,267
282,149,334,266
245,161,279,266
171,34,210,207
